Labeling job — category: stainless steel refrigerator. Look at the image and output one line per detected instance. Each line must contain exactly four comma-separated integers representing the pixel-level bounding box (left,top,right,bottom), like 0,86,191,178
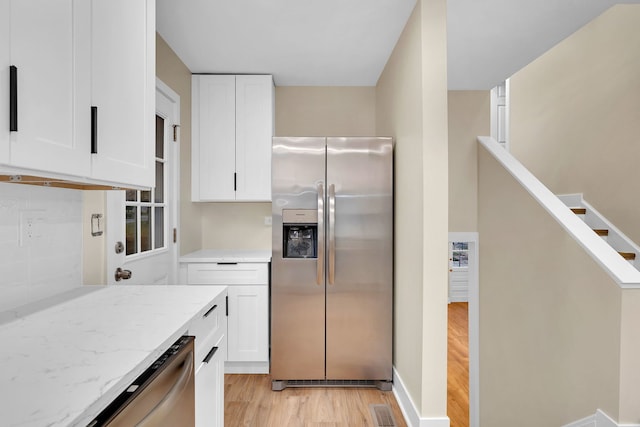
271,136,393,391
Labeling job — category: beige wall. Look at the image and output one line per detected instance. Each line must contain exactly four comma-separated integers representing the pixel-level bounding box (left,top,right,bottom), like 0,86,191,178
376,1,425,408
156,34,202,255
275,86,376,136
418,0,449,416
448,91,489,232
376,0,449,417
509,4,640,244
478,146,621,426
200,203,272,250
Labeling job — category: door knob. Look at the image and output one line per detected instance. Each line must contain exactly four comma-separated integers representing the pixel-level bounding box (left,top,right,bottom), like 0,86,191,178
115,267,132,281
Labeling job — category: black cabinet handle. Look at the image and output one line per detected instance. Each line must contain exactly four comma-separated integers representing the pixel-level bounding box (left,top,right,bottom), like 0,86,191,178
217,262,238,265
225,295,228,316
91,106,98,153
203,346,218,364
234,172,237,191
10,65,17,132
203,304,218,318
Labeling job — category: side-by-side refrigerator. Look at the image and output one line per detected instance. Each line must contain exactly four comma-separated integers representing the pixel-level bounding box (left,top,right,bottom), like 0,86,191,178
271,137,393,391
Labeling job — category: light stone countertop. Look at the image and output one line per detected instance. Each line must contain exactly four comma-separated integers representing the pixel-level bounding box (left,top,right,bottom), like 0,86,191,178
0,284,227,427
179,249,272,263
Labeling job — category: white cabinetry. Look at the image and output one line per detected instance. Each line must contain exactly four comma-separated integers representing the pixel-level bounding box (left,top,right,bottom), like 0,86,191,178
192,74,273,202
0,0,154,189
195,334,225,427
227,283,269,364
1,0,91,176
184,260,270,374
89,0,155,188
191,290,227,427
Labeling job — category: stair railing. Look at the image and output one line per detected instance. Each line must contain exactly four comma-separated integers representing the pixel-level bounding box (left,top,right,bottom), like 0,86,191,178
478,136,640,288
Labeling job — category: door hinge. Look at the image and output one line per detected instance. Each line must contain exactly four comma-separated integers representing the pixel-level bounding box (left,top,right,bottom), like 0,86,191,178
173,228,177,243
172,124,180,142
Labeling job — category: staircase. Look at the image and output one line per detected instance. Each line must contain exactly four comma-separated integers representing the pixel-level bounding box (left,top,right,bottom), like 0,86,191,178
559,194,639,270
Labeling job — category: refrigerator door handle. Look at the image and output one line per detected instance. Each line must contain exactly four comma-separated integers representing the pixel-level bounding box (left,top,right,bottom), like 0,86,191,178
317,182,325,285
328,183,336,285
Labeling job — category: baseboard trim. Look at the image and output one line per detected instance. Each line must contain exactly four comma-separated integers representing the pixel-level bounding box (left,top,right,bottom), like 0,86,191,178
563,409,640,427
224,361,269,374
392,367,450,427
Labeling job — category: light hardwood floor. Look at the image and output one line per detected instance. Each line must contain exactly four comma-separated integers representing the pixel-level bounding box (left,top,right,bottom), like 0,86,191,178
448,302,469,427
225,374,408,426
224,303,469,426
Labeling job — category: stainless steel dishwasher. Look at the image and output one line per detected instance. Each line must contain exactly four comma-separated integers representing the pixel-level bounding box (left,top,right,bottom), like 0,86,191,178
87,335,195,427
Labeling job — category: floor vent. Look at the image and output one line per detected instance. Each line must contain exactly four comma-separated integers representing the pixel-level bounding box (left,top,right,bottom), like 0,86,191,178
370,404,397,427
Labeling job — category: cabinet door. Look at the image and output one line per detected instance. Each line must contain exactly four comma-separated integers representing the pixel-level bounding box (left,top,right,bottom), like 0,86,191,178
5,0,91,176
195,336,225,427
90,0,155,188
227,285,269,362
192,75,236,201
235,75,273,201
0,0,8,163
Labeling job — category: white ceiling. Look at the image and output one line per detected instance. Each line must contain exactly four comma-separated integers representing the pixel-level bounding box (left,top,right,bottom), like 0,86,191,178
156,0,640,90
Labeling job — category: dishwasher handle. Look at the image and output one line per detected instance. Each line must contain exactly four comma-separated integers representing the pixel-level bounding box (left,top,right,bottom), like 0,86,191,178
137,350,194,426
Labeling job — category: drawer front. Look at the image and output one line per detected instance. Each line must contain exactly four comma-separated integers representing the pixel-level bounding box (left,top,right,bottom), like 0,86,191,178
187,263,268,285
190,291,227,363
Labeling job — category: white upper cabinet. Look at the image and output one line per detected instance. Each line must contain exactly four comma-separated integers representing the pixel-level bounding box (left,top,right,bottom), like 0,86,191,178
192,75,236,201
235,75,273,201
0,0,9,164
192,74,273,202
2,0,91,177
90,0,155,188
1,0,155,189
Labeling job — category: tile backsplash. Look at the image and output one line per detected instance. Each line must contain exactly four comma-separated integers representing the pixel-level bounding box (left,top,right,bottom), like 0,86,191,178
0,183,82,312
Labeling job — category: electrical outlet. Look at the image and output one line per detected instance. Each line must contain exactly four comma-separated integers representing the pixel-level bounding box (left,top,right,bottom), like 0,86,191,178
19,211,45,247
264,216,272,226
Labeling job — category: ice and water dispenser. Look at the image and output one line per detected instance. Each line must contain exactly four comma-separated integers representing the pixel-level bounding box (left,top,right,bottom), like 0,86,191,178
282,209,317,259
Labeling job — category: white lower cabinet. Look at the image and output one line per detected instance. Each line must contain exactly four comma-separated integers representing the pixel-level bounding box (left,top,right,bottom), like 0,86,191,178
190,290,227,427
184,260,270,374
227,285,269,364
195,334,226,427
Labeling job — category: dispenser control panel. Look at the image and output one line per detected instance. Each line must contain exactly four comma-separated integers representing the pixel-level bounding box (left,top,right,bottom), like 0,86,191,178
282,209,317,259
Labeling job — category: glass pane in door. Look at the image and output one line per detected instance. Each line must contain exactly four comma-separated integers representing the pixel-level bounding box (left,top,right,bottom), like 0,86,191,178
140,206,151,252
125,206,137,255
155,207,164,249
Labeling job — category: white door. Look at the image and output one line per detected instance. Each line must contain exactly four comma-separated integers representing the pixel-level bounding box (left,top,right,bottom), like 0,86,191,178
106,80,179,285
227,285,269,362
6,0,91,176
191,74,236,201
235,75,273,201
448,241,470,302
90,0,155,188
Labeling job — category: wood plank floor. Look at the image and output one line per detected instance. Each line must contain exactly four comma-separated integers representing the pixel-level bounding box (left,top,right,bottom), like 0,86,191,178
225,374,408,426
225,303,469,426
448,302,469,427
